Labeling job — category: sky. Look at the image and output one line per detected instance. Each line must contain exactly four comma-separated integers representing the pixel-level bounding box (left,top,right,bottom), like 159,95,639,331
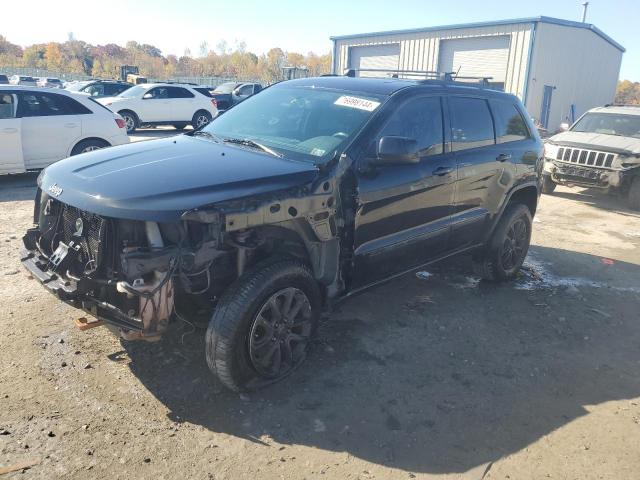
3,0,639,80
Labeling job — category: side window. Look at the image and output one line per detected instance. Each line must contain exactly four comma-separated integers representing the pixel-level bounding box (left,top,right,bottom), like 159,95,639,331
18,92,89,117
0,93,16,119
377,96,444,157
84,84,105,97
166,87,195,99
491,100,530,144
238,84,254,96
253,84,262,94
449,97,495,152
148,87,168,99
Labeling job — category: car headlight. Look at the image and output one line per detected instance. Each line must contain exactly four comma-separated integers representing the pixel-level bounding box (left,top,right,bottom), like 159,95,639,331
544,143,559,160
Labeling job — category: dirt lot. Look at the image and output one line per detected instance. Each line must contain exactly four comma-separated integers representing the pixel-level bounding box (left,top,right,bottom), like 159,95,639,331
1,143,640,479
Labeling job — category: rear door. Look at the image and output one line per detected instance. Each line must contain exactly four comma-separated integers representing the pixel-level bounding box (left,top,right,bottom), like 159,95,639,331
448,96,511,248
352,95,456,287
17,91,83,169
0,92,25,174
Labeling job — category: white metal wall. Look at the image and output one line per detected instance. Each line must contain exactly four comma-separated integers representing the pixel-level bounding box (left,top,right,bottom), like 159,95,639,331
438,36,511,82
333,23,533,97
348,44,401,76
526,22,623,131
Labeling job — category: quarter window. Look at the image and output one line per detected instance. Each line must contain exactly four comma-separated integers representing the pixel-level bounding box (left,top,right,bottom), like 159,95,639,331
491,100,530,143
449,97,495,151
377,96,444,157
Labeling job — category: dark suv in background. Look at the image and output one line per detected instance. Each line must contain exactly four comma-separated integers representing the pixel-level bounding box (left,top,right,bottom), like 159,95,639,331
21,74,543,392
65,80,131,98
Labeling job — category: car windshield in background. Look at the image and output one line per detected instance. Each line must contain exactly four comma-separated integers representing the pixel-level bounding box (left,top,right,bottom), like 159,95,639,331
572,112,640,138
117,85,147,98
212,82,237,94
65,82,89,91
202,86,385,163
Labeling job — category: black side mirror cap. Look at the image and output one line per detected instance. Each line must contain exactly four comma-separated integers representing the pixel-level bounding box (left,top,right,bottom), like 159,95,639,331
373,136,420,165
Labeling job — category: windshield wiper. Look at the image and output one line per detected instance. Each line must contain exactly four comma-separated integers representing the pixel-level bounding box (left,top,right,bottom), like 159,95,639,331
224,138,282,158
192,131,222,143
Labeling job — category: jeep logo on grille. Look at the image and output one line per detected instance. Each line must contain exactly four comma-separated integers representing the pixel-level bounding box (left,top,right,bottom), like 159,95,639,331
48,184,63,197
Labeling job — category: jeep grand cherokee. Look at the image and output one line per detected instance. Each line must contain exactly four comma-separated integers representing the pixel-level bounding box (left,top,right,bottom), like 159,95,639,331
21,75,543,392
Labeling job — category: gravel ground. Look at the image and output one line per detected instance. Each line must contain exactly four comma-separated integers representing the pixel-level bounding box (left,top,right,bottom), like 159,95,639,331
1,145,639,479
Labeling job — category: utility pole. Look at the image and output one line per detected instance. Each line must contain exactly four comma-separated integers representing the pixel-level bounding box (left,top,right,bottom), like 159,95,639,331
581,2,589,23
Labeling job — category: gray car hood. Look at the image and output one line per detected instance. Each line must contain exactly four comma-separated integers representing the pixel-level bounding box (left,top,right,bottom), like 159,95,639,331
548,131,640,155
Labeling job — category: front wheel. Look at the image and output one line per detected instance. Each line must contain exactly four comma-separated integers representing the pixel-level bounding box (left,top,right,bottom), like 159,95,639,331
473,203,532,281
206,259,321,392
192,110,212,129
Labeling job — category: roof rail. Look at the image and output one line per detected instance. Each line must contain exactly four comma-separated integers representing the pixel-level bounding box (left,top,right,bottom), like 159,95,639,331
343,68,494,86
603,103,640,108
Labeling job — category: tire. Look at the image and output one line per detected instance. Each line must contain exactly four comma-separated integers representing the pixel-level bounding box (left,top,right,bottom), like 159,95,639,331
118,110,138,134
70,138,109,156
473,203,533,282
627,176,640,211
192,110,212,129
172,123,187,130
206,259,321,392
541,175,556,194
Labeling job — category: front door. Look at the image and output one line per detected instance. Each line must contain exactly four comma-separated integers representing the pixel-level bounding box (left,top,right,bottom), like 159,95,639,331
352,95,456,288
0,92,25,174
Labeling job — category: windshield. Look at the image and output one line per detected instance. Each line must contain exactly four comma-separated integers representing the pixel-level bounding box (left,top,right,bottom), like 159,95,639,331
117,85,148,98
202,85,385,163
213,82,238,94
572,112,640,138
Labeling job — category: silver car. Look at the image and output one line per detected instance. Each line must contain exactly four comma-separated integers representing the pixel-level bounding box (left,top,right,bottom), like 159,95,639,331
37,77,64,88
9,75,38,87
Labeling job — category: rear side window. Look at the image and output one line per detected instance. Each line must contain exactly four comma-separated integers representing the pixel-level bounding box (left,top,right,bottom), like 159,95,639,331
0,93,16,119
449,97,495,151
491,100,530,144
18,92,91,117
167,87,195,99
237,84,254,96
377,96,444,157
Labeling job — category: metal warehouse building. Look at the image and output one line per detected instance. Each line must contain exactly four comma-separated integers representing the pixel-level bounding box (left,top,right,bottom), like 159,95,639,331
331,16,624,131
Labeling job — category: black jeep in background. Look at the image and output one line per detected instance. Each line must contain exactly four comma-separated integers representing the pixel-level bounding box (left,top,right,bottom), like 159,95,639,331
210,81,263,112
22,74,543,392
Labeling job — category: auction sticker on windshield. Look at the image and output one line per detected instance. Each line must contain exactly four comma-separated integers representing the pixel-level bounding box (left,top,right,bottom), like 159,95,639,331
334,96,381,112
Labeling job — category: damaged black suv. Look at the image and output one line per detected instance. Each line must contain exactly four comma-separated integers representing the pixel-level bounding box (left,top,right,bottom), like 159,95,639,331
22,75,543,391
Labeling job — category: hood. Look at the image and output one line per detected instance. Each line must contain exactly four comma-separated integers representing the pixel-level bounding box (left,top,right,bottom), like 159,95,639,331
38,135,318,222
548,131,640,156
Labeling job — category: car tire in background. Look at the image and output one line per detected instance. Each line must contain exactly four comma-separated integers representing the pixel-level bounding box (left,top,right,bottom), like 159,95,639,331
627,177,640,211
541,175,556,194
473,203,533,282
172,123,188,130
205,258,321,392
192,110,212,130
118,110,139,134
71,139,110,156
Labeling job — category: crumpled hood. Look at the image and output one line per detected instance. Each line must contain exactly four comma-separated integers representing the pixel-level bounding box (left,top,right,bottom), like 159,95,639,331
548,131,640,155
38,135,318,222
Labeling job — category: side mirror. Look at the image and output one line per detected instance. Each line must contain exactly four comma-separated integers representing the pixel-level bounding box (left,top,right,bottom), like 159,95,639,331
142,93,153,99
374,136,420,165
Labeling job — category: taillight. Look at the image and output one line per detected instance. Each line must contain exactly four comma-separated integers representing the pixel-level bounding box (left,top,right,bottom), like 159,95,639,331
115,118,126,129
211,98,217,108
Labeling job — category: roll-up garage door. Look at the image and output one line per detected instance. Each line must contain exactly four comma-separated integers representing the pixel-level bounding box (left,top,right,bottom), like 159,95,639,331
438,36,510,86
349,44,400,77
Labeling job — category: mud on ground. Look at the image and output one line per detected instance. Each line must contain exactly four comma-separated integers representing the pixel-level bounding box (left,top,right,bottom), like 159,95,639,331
1,175,639,480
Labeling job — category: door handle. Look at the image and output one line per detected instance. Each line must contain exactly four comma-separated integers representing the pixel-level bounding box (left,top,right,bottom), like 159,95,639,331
497,153,512,162
2,128,18,134
64,123,79,128
432,166,453,176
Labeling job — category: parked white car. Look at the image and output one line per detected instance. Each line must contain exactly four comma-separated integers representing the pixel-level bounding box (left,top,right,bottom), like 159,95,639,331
97,83,218,133
10,75,38,87
0,86,129,175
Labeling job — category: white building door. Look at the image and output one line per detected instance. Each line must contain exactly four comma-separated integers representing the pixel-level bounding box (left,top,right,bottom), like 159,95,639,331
438,36,511,89
349,44,400,76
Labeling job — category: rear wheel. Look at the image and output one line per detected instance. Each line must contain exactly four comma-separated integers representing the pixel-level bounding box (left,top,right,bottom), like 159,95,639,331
473,203,532,281
71,139,109,156
192,110,212,129
118,110,138,134
206,259,321,392
627,176,640,210
541,175,556,194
